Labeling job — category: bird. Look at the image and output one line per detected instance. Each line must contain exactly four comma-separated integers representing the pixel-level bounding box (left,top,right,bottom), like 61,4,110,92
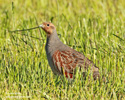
39,22,99,80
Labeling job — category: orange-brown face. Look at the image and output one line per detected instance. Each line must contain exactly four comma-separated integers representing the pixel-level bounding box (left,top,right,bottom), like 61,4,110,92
39,22,56,36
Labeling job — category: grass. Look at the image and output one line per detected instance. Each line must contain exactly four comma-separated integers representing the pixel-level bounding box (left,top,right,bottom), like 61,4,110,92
0,0,125,99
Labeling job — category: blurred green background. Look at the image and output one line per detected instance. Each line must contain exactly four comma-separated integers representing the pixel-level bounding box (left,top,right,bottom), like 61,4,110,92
0,0,125,99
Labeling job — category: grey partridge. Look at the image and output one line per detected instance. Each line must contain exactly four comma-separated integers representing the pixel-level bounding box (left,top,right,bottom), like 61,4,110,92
39,22,99,80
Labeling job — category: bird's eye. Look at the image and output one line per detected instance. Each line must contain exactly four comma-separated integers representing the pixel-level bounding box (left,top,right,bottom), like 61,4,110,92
47,24,49,26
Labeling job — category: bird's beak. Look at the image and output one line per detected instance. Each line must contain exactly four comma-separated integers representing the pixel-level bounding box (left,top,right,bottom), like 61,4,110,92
39,24,45,28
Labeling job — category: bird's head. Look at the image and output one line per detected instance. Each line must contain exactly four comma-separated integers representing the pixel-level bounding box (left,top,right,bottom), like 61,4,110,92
39,22,56,36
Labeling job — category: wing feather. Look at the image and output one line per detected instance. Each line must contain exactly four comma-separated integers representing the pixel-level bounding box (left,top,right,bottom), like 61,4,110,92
52,50,98,79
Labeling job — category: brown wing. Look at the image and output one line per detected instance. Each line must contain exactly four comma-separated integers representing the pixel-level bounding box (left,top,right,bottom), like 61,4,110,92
52,50,98,78
52,50,75,78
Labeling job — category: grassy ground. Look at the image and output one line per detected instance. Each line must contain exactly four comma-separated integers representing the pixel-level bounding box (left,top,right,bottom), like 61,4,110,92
0,0,125,99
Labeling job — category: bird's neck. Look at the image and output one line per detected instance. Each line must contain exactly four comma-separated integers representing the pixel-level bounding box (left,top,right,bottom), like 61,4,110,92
45,30,62,56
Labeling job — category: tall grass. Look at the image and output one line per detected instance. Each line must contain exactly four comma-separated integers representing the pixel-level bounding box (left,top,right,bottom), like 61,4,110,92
0,0,125,99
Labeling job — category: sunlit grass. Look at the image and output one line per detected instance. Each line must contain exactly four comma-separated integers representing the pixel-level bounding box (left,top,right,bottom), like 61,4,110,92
0,0,125,99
